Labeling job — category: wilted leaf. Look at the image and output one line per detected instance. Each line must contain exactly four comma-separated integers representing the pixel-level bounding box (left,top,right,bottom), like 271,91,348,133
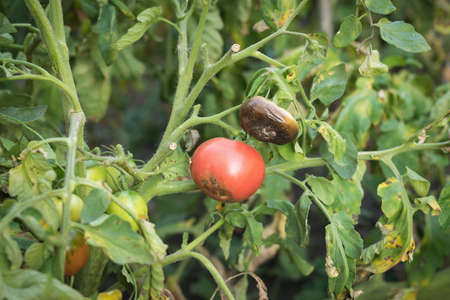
359,50,389,77
96,4,118,65
414,196,441,216
377,21,431,53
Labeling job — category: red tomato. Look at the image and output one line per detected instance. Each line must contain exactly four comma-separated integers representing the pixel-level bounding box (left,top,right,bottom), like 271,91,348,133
190,138,265,202
64,231,89,276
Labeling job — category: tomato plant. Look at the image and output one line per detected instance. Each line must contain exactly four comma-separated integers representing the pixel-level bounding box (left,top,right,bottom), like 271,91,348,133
107,191,148,231
0,0,449,299
190,137,265,202
64,230,90,276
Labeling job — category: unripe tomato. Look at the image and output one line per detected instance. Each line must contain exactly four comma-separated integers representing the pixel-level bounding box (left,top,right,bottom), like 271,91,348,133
97,289,122,300
107,191,148,231
190,138,265,202
86,165,107,182
53,194,84,223
65,230,89,276
239,96,299,145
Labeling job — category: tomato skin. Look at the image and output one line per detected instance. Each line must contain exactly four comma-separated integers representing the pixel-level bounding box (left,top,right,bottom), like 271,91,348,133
86,165,107,182
64,231,89,276
53,194,84,223
98,289,122,300
190,138,265,202
107,191,148,231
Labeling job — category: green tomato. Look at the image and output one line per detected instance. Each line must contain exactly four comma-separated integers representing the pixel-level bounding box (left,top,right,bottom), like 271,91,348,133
86,165,107,183
107,191,147,231
53,194,84,223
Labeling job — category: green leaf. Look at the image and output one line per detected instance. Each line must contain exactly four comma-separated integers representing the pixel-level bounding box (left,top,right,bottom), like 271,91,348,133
284,240,314,275
414,196,441,216
0,230,22,270
277,142,304,162
261,0,297,30
199,5,224,62
310,64,347,105
0,105,47,124
225,211,247,228
377,21,431,53
328,174,363,223
96,4,118,65
115,7,162,51
335,78,383,147
364,0,396,15
81,189,111,224
297,34,327,81
306,175,335,205
73,54,111,122
438,183,450,231
24,242,49,270
244,216,263,250
218,223,234,260
359,50,389,77
404,168,430,197
0,13,17,35
8,153,56,202
0,269,84,300
333,15,362,47
316,121,346,164
331,212,363,259
158,148,190,180
320,135,358,180
76,214,154,265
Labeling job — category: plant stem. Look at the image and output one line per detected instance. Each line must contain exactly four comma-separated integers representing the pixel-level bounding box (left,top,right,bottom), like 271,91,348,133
56,112,85,280
274,171,332,222
163,218,224,266
164,251,235,300
251,51,286,67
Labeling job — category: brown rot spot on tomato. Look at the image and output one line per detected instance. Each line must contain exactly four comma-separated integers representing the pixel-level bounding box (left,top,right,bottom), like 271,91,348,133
201,177,233,201
239,96,299,145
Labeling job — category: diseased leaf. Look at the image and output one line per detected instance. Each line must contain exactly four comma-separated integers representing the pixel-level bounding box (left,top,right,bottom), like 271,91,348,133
218,222,234,260
261,0,297,30
158,147,190,180
414,196,441,216
364,0,396,15
331,212,363,259
377,21,431,53
76,214,154,265
362,177,415,273
333,15,362,47
310,64,347,105
244,216,263,250
316,121,346,164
